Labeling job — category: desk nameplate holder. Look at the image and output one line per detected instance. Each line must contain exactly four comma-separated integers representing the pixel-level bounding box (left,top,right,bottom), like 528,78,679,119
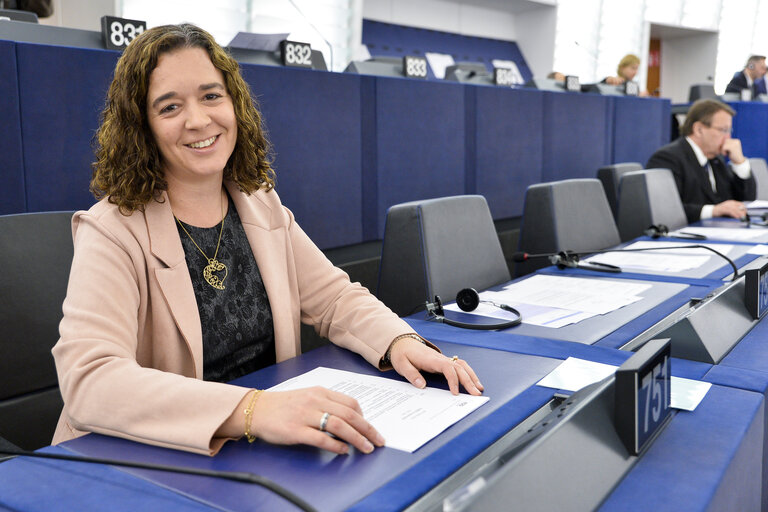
440,346,676,512
744,261,768,319
653,277,758,364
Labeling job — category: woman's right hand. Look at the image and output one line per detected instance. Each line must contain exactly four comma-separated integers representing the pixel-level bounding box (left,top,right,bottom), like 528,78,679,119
242,387,385,454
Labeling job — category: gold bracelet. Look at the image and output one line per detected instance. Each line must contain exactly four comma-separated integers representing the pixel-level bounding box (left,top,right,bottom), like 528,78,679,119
381,333,427,366
244,389,264,443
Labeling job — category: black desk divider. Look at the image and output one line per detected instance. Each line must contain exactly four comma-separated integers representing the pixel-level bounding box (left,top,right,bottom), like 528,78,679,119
444,375,651,511
654,277,758,363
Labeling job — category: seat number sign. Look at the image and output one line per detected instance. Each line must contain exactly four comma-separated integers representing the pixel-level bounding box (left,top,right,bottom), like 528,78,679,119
101,16,146,51
403,56,428,79
280,41,313,68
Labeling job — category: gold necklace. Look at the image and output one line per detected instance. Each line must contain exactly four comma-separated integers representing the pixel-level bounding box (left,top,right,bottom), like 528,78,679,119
175,197,227,290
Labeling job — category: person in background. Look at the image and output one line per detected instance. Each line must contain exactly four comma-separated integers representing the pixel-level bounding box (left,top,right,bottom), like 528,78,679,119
52,23,483,457
646,98,755,222
725,55,767,100
602,53,649,96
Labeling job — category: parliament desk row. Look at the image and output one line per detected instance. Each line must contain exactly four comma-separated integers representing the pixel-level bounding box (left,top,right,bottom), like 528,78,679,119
0,28,671,249
0,341,762,512
3,223,768,511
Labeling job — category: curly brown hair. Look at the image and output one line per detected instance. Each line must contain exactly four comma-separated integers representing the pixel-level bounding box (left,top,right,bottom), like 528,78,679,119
91,23,275,213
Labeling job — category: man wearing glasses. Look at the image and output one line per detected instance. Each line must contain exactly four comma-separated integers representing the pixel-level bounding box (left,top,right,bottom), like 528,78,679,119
647,99,756,222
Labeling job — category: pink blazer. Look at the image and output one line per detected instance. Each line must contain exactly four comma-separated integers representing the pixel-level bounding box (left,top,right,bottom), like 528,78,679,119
52,182,413,455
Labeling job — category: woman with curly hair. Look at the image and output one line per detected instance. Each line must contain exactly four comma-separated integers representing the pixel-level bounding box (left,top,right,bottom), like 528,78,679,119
52,23,483,456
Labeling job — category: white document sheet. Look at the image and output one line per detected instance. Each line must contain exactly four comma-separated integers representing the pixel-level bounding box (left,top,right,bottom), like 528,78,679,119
622,240,736,255
536,357,711,411
500,275,649,315
443,293,597,328
747,200,768,209
583,251,711,272
748,245,768,255
268,367,489,452
668,227,767,241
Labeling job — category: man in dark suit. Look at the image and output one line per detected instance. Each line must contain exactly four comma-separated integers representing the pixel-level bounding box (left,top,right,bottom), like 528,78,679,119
725,55,767,99
646,99,755,223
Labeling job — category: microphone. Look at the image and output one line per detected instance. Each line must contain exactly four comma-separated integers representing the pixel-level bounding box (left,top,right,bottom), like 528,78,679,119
0,447,317,512
644,224,707,240
514,243,740,281
513,250,621,273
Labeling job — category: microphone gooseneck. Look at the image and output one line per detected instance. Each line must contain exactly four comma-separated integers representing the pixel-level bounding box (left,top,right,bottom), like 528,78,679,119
0,448,318,512
515,244,740,281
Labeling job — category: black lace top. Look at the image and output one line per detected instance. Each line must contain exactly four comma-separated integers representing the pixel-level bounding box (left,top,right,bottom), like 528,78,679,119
176,195,276,382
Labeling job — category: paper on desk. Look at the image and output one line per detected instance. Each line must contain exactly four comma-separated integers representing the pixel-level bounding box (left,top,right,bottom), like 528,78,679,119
748,245,768,255
623,240,736,255
443,294,597,328
669,227,767,241
536,357,711,411
583,251,711,272
747,200,768,209
268,367,489,452
500,275,649,315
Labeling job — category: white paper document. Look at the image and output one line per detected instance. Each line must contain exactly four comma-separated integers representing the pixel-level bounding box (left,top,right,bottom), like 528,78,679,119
622,240,736,256
748,245,768,255
443,275,648,328
268,367,489,452
668,227,768,241
536,357,711,411
747,200,768,209
584,251,710,272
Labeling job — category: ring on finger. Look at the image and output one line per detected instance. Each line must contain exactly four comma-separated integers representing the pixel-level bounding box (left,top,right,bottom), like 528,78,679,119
319,412,331,432
451,355,459,362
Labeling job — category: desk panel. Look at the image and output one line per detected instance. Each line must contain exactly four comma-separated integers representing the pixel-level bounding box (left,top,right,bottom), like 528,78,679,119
599,384,763,512
474,86,544,219
612,95,670,165
241,65,364,249
61,343,561,512
16,43,117,213
731,101,768,163
542,92,611,182
0,40,25,215
374,77,466,238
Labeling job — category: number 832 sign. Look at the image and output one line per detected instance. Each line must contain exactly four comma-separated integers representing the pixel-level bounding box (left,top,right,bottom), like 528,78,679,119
101,16,146,51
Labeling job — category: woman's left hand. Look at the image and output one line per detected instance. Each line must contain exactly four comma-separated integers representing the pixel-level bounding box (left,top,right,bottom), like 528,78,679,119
389,338,484,396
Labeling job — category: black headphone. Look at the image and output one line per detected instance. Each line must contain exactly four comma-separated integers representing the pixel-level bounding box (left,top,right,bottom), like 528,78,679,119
425,288,522,330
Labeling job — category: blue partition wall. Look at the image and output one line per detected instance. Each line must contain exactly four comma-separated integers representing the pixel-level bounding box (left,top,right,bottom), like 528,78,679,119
241,64,364,249
373,77,466,238
1,39,673,249
542,92,612,182
473,86,544,219
16,43,118,212
612,95,671,164
731,101,768,163
1,40,25,215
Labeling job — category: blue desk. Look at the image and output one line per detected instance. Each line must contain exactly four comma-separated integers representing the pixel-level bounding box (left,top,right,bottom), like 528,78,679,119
0,342,562,512
0,341,760,511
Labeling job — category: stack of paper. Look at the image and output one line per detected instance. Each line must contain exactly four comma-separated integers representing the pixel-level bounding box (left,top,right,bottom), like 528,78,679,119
583,240,738,272
444,275,649,328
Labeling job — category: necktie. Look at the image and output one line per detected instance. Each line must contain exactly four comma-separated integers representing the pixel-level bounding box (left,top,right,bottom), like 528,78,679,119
705,160,717,193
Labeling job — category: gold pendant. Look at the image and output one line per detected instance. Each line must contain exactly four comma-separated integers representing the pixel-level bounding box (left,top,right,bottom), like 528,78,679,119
203,258,227,290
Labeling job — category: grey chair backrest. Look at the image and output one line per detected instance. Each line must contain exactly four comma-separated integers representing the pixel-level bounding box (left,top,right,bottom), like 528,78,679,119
689,84,718,102
0,211,74,450
616,169,687,242
377,195,510,317
517,179,620,276
749,157,768,200
596,162,643,218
